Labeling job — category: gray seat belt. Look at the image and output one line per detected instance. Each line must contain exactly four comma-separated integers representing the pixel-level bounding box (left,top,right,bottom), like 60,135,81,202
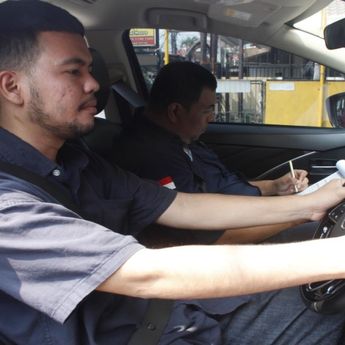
0,160,83,216
0,334,15,345
111,81,146,109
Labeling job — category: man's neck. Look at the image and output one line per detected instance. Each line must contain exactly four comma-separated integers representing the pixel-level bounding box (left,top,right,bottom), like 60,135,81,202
0,122,62,162
146,111,190,144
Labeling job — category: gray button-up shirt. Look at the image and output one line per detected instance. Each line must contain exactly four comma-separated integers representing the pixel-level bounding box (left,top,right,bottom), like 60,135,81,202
0,128,176,344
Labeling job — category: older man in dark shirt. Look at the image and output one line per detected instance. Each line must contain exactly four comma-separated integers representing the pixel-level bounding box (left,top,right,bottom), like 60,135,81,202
114,61,312,244
115,61,308,197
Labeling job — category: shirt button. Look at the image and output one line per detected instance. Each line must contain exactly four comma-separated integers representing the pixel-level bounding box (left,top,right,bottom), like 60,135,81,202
52,169,61,177
146,322,156,331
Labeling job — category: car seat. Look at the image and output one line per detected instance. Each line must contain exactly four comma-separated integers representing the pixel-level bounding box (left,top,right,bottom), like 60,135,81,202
83,48,146,161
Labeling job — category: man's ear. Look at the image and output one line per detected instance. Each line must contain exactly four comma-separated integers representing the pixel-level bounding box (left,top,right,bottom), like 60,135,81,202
167,102,183,123
0,71,24,105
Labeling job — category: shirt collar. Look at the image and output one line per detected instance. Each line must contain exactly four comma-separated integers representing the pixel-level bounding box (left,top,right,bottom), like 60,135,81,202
134,114,204,152
0,128,88,178
134,114,183,145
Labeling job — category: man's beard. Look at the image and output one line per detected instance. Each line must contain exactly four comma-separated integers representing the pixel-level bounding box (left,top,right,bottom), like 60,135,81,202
28,85,94,140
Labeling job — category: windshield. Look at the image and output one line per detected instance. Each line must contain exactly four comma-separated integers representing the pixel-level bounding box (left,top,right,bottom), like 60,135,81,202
294,0,345,37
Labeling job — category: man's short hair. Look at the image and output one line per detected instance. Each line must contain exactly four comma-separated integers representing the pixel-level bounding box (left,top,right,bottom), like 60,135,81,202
0,0,85,71
148,61,217,112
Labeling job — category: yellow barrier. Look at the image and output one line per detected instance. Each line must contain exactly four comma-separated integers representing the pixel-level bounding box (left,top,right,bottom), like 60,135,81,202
265,81,345,127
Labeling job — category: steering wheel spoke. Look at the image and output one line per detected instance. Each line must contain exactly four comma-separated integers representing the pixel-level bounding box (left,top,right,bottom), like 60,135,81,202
300,200,345,314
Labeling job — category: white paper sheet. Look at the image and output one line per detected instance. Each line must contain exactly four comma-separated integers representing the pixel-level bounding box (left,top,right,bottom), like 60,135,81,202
299,160,345,195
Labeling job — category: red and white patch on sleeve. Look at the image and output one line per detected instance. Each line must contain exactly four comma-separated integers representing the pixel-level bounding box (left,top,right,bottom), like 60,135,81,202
159,176,176,190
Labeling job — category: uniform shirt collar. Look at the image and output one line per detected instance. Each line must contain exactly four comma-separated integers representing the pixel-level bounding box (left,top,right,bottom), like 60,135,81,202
135,114,204,153
0,127,88,178
134,114,183,146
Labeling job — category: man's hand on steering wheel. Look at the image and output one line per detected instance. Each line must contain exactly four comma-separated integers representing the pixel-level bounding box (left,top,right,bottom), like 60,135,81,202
303,178,345,222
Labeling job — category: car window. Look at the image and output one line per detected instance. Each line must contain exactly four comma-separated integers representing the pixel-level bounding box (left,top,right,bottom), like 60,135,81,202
129,28,345,128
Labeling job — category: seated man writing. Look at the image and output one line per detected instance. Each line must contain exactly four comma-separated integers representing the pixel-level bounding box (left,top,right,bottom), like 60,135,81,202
114,61,310,244
2,2,345,345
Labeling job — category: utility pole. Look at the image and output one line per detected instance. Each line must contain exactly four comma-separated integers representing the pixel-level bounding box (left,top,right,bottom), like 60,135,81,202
171,31,177,55
200,32,208,67
238,38,244,120
210,33,218,76
164,30,169,65
319,9,326,127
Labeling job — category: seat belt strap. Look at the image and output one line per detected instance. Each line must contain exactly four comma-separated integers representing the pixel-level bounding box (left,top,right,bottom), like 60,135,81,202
111,81,146,109
0,333,16,345
0,160,84,217
128,299,174,345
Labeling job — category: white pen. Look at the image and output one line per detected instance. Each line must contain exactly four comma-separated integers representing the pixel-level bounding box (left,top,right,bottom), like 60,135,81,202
289,160,299,193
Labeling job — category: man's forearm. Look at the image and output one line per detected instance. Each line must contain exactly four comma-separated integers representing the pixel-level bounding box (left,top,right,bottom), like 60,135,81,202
157,192,310,230
214,220,304,244
97,237,345,299
158,193,308,229
157,179,345,231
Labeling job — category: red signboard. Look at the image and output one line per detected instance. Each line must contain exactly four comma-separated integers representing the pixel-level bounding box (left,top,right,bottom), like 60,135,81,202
130,28,157,47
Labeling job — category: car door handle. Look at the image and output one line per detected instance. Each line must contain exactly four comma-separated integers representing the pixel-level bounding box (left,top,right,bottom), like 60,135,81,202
308,160,338,182
309,158,338,171
310,165,336,169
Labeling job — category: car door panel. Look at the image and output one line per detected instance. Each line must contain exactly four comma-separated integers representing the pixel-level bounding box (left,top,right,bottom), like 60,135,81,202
202,123,345,183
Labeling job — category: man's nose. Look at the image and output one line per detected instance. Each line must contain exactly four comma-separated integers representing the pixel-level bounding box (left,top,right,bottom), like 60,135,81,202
85,73,100,94
208,111,215,122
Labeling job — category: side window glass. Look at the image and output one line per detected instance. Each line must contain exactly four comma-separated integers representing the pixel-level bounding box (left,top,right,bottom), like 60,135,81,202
129,29,345,128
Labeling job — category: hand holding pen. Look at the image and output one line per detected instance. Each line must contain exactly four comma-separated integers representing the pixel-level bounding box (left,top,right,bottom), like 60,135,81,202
269,161,309,195
289,160,299,193
287,160,309,194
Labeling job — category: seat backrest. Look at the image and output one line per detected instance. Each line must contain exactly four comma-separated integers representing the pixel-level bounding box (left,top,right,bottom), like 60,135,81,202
83,48,146,160
90,48,111,114
90,47,147,119
83,117,122,160
111,80,146,127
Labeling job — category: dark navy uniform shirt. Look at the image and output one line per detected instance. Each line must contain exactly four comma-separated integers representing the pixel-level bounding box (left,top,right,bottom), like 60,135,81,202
114,115,261,197
114,115,261,244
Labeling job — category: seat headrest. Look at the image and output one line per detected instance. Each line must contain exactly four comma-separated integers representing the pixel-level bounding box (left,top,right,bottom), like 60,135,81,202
90,48,110,113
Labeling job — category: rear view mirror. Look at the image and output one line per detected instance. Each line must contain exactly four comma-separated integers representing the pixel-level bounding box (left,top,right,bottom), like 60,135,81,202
326,92,345,128
324,18,345,49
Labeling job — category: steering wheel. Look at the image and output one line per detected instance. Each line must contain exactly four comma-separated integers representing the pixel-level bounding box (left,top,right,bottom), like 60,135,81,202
300,200,345,314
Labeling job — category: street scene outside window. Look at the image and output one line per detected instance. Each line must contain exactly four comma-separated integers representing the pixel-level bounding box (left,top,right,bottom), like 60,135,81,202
130,0,345,128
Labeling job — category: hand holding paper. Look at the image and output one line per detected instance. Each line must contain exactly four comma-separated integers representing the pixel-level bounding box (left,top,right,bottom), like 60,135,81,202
299,159,345,195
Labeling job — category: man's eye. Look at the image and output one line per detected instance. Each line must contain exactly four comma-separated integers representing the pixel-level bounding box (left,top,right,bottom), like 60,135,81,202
68,69,81,76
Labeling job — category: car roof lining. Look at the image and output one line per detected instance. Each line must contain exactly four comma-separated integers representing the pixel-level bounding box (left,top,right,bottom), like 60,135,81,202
52,0,337,65
53,0,333,33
